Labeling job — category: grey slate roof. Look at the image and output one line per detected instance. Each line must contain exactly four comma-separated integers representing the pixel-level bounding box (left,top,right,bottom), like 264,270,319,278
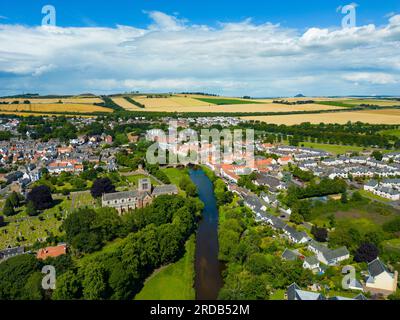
281,249,299,261
323,247,350,262
102,190,148,201
287,283,325,301
368,259,389,277
152,184,178,196
304,256,319,266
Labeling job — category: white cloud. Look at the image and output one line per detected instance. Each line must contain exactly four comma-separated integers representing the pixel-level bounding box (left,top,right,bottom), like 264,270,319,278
0,11,399,96
343,72,398,85
147,11,186,31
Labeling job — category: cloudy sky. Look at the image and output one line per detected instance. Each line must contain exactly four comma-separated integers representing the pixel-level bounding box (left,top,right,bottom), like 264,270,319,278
0,0,399,97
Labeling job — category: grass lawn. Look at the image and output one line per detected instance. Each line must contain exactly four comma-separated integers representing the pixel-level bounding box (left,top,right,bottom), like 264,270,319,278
135,236,196,300
161,168,189,196
301,142,367,155
124,174,159,186
310,201,396,230
194,98,262,105
359,190,392,203
270,289,285,300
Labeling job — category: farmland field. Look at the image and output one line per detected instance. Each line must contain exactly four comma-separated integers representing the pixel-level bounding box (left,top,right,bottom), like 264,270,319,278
320,99,399,107
194,97,263,105
0,103,112,114
242,109,400,125
0,97,103,104
118,99,344,113
0,111,93,118
111,97,141,111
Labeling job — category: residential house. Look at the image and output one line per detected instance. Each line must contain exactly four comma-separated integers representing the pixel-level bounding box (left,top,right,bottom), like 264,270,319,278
303,256,321,272
283,225,310,244
287,283,325,300
365,259,398,296
308,240,350,266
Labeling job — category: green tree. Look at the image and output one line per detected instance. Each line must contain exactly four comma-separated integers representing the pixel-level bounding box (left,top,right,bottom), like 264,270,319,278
3,198,15,216
246,253,269,275
0,255,39,300
81,263,108,300
21,272,43,300
52,271,82,300
290,212,304,225
9,191,23,208
371,151,383,161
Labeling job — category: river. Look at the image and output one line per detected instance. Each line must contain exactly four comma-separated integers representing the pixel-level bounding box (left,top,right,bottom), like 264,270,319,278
189,169,223,300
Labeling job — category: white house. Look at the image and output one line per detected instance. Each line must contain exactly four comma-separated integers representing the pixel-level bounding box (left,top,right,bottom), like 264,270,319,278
303,256,320,272
308,240,350,266
365,259,398,296
364,180,379,192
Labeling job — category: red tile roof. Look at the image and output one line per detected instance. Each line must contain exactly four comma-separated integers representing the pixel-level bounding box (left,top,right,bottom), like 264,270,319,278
36,245,67,260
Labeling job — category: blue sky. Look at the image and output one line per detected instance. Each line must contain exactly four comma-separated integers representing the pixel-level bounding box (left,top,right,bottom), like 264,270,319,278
0,0,399,96
1,0,399,29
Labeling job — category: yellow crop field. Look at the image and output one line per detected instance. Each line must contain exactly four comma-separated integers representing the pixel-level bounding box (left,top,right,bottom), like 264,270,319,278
0,97,103,104
129,101,343,113
0,111,93,118
0,103,112,113
134,97,187,109
242,109,400,125
169,96,216,107
111,97,141,111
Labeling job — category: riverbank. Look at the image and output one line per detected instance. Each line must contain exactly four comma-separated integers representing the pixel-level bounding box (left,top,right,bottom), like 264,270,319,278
135,235,196,300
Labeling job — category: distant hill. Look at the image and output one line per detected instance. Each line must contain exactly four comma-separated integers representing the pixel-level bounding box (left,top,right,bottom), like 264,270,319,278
295,94,305,98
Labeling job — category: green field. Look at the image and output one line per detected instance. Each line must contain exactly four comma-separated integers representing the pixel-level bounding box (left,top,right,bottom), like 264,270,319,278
195,98,262,105
316,101,356,108
161,168,189,193
317,99,398,108
135,236,196,300
301,142,366,155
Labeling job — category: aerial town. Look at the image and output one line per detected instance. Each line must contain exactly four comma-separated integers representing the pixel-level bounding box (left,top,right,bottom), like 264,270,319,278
1,1,400,312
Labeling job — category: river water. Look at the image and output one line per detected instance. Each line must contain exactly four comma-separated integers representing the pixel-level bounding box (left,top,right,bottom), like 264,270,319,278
189,169,223,300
